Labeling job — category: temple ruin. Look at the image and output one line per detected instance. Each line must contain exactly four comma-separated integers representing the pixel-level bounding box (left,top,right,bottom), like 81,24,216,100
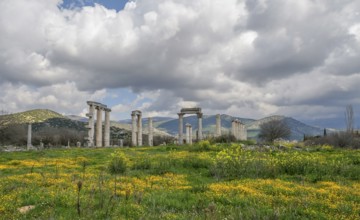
85,101,111,147
178,108,203,145
231,119,247,141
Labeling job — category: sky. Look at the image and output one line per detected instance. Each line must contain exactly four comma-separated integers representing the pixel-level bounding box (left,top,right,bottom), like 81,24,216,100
0,0,360,128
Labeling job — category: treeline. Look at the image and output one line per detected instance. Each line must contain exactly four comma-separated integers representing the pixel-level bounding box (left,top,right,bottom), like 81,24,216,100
0,124,86,147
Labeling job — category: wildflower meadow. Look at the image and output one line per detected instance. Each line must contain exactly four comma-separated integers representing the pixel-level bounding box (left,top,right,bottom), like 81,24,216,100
0,141,359,219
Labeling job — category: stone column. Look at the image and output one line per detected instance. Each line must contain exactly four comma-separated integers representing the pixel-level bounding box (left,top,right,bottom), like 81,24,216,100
178,113,184,145
186,123,191,144
239,122,247,140
148,117,153,146
197,113,203,141
96,106,103,147
131,113,137,146
87,104,95,147
215,114,221,137
231,120,236,139
137,114,142,146
234,119,238,140
189,125,193,145
27,123,32,150
104,108,111,147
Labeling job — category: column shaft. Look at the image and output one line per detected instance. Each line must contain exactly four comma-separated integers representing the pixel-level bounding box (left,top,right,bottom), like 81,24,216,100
148,117,153,146
138,115,142,146
231,120,236,139
189,126,193,145
178,113,184,145
215,114,221,137
27,123,32,150
88,104,95,146
131,114,137,146
186,124,190,144
96,107,103,147
198,113,203,141
104,110,111,146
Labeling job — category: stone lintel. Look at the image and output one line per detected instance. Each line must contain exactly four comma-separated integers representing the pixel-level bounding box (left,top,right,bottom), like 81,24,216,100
180,107,201,114
131,110,142,116
87,101,107,108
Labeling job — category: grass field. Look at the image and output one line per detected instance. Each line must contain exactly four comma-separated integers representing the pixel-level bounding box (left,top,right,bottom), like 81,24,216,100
0,142,359,219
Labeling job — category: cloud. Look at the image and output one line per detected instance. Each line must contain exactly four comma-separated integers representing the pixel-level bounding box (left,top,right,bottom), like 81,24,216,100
0,0,359,124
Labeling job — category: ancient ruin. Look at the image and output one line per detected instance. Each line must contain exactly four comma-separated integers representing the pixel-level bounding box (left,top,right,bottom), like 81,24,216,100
85,101,111,147
178,108,203,145
231,119,247,141
131,110,142,146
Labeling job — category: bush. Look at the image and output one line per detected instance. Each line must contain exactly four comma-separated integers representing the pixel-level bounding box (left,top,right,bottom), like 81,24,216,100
108,151,128,175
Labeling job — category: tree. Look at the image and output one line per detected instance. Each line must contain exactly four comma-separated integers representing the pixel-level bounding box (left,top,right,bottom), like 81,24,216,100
258,119,291,143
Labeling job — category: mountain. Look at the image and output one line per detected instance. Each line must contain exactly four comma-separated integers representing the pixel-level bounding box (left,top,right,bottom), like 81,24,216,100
0,109,172,137
152,114,323,141
0,109,65,128
246,115,323,140
66,115,88,122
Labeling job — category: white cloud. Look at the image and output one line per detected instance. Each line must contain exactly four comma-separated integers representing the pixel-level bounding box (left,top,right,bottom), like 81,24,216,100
0,0,359,125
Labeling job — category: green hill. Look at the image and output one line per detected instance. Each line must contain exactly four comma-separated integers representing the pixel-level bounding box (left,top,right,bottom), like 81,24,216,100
0,109,64,128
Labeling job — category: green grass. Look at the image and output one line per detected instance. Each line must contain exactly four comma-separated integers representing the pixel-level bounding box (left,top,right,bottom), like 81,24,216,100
0,142,359,219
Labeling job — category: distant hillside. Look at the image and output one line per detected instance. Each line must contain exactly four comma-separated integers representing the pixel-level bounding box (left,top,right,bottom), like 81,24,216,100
66,115,88,122
153,114,323,141
0,109,65,128
246,115,323,140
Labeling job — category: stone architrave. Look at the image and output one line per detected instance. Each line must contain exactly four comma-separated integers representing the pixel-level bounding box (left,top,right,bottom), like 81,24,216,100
27,123,32,150
178,113,184,145
177,108,203,145
148,117,153,146
215,114,221,137
131,110,142,146
104,108,111,147
95,106,103,147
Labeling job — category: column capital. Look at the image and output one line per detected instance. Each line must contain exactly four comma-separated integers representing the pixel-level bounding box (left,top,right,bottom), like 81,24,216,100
185,123,192,127
197,113,203,118
178,113,185,117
